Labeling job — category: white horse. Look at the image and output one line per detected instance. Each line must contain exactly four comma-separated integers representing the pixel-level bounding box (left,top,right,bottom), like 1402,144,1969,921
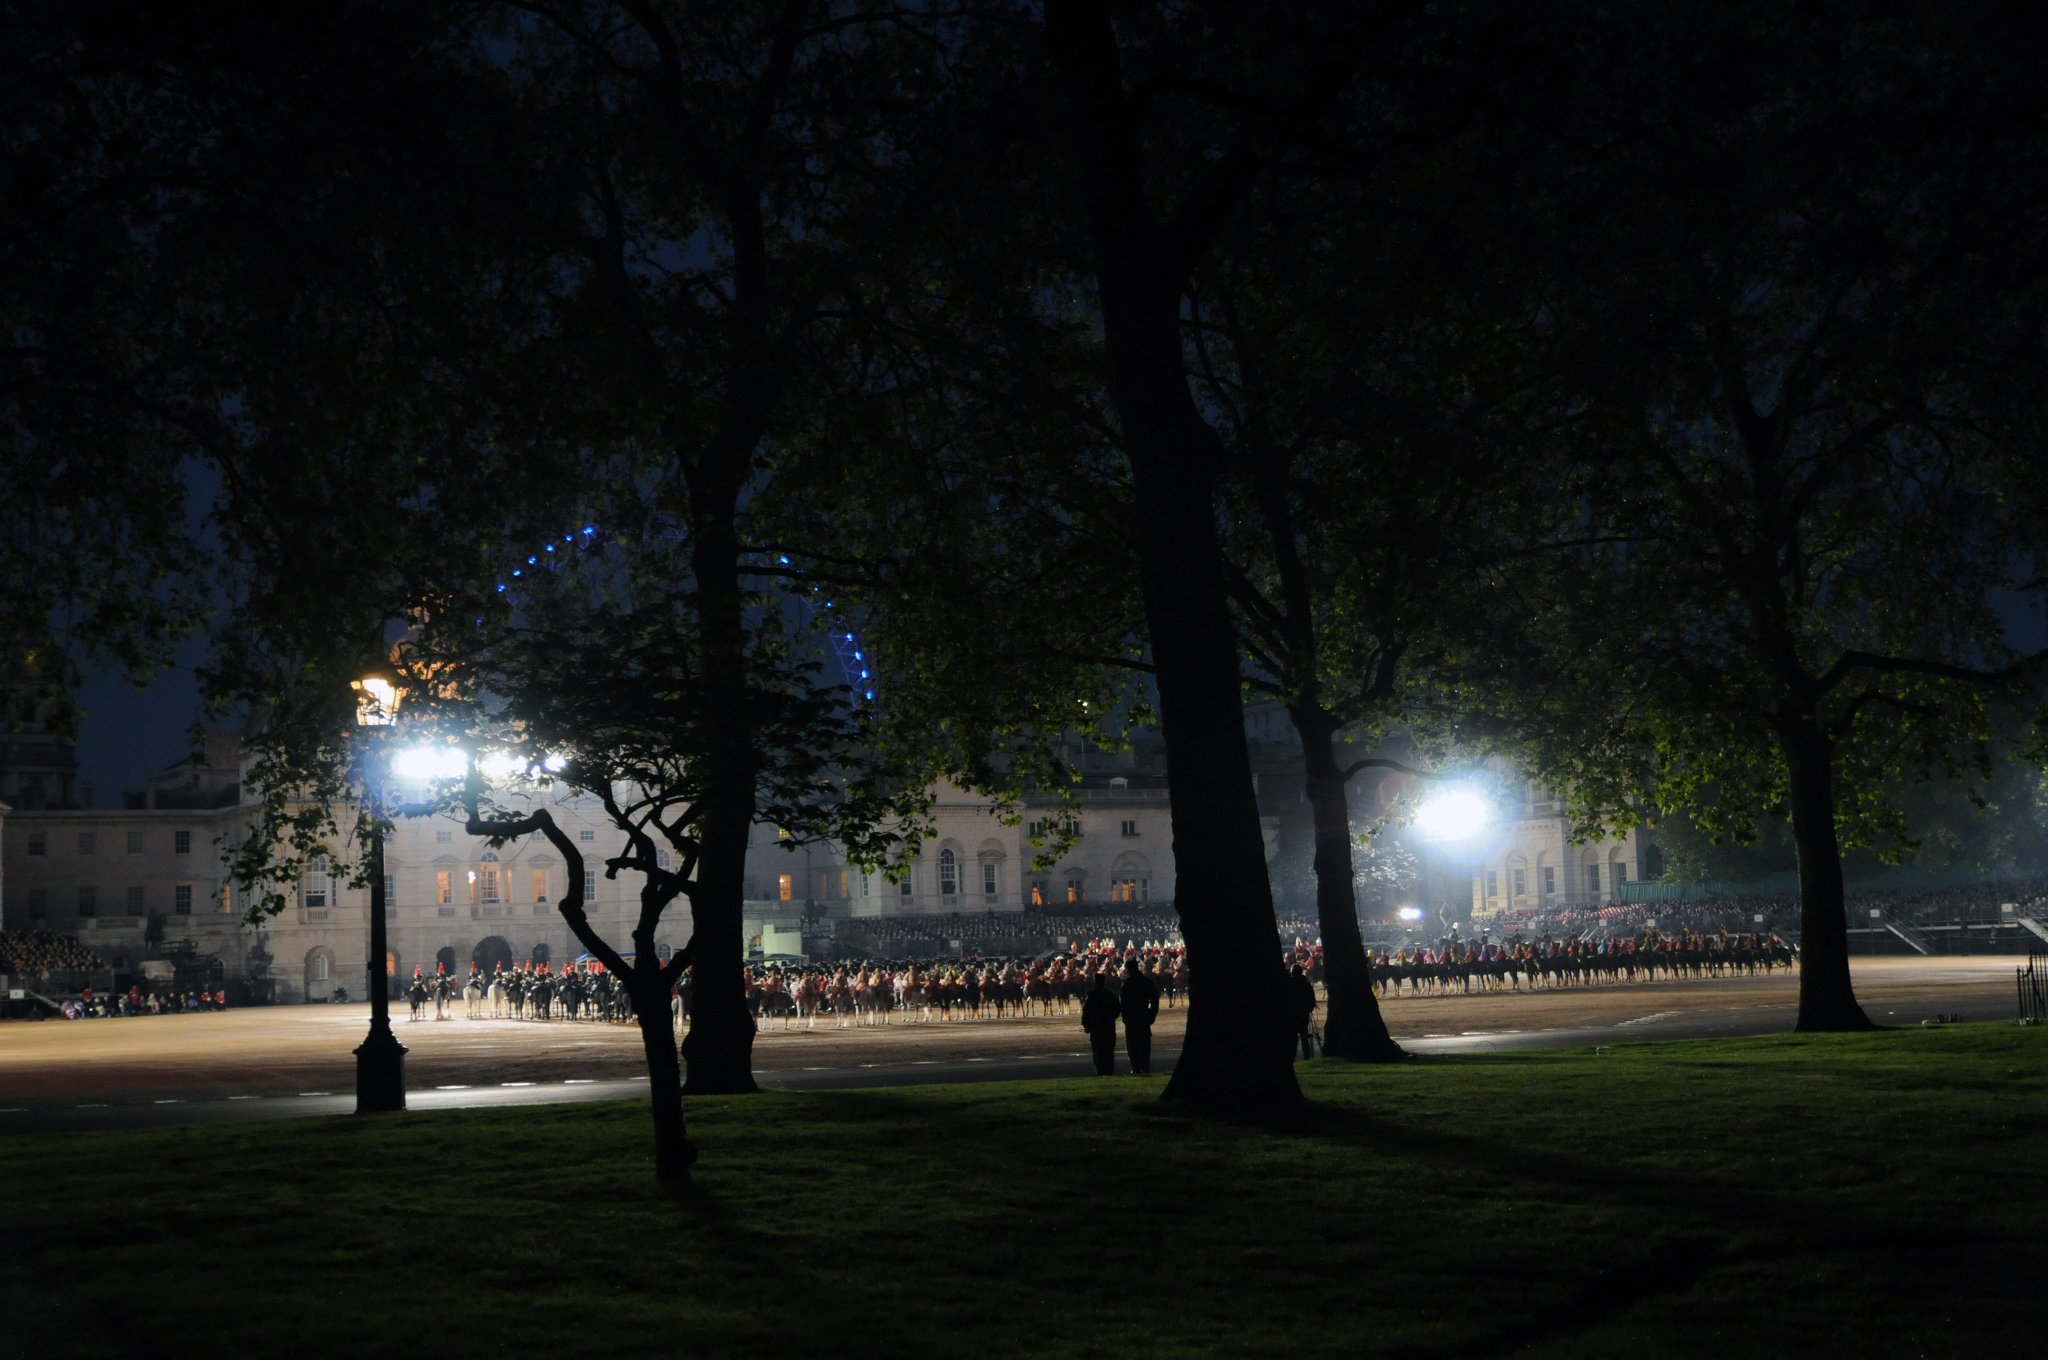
465,976,487,1019
489,978,510,1018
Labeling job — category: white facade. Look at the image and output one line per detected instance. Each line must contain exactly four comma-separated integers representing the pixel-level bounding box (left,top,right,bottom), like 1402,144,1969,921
826,778,1176,917
1466,780,1650,918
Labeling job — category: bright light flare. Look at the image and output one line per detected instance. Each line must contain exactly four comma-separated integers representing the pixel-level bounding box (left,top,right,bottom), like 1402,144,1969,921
477,751,526,781
1413,786,1492,842
391,746,470,783
1397,906,1424,922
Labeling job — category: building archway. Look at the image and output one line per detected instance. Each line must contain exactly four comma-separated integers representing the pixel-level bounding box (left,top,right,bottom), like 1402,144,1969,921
303,947,336,1003
435,945,457,977
531,941,551,967
472,935,514,976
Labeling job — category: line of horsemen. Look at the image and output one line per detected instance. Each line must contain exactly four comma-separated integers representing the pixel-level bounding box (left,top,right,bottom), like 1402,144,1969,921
403,925,1796,1026
1344,929,1799,996
733,949,1191,1028
406,962,637,1023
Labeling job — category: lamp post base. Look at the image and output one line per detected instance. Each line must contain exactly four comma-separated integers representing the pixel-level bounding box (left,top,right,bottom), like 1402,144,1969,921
354,1020,409,1113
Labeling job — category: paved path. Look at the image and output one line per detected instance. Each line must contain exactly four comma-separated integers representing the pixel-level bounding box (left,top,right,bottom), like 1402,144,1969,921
0,955,2023,1131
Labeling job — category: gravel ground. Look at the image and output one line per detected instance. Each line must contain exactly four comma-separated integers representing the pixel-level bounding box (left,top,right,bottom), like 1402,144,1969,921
0,954,2025,1108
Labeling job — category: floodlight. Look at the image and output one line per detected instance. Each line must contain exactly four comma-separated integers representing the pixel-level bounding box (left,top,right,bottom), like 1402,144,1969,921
391,746,470,783
1398,906,1424,922
1413,786,1492,842
477,751,525,781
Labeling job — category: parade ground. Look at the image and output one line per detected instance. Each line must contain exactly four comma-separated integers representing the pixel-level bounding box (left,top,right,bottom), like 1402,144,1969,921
0,955,2024,1124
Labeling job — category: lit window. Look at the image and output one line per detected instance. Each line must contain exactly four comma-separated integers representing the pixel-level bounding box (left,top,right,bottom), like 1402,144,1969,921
436,871,453,905
778,873,794,902
478,852,501,903
1067,879,1082,903
532,868,549,903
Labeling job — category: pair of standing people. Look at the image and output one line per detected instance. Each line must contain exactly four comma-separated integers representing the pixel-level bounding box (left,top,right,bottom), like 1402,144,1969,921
1082,960,1161,1076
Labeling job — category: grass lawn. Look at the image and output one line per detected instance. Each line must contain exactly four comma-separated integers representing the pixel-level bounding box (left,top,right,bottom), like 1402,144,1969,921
2,1025,2040,1358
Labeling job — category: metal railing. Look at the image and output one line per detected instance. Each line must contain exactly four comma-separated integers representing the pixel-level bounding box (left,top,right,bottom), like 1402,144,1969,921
2021,952,2047,1025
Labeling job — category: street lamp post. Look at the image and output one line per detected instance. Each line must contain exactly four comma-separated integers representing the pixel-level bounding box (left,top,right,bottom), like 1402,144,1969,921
352,676,407,1113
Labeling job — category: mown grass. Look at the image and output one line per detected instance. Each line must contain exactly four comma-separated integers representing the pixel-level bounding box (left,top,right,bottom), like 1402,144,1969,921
2,1025,2041,1359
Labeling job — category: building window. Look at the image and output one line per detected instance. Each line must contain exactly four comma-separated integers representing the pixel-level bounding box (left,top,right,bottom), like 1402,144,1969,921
532,868,549,904
436,870,453,905
1066,879,1083,904
1586,864,1601,894
579,829,595,842
657,849,672,869
1030,882,1047,907
174,884,193,916
982,862,998,898
127,886,146,915
26,831,45,857
1120,820,1138,838
304,857,330,908
127,830,144,854
778,873,794,902
1613,862,1628,886
310,954,330,983
175,830,192,855
78,886,97,917
1541,866,1555,897
839,869,852,899
582,860,597,902
78,831,96,855
477,852,501,904
435,829,453,843
383,874,394,907
1512,867,1526,897
28,887,47,919
900,877,913,898
1485,870,1499,900
939,848,959,896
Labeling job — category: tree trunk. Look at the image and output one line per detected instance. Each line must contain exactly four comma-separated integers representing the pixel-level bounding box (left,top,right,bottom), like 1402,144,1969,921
1294,705,1405,1062
630,971,697,1182
1778,716,1874,1031
1046,0,1301,1116
681,482,762,1094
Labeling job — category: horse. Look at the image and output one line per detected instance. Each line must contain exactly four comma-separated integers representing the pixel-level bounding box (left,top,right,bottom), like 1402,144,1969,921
407,978,429,1021
465,976,487,1019
489,978,510,1018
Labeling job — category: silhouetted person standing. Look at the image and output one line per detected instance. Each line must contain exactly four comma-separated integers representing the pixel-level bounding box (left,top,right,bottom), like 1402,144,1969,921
1289,963,1318,1060
1081,969,1121,1075
1120,958,1160,1075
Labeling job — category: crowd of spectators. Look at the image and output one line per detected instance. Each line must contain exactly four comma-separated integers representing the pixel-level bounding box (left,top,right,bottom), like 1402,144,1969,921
0,929,105,977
